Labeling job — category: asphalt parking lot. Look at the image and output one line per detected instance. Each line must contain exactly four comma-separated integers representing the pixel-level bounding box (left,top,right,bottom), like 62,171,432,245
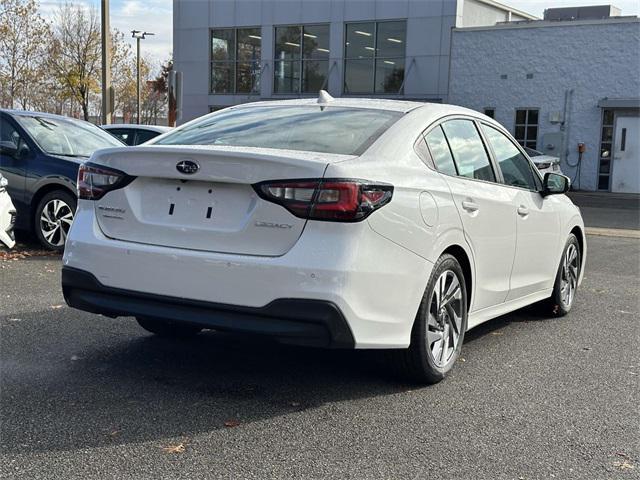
0,233,638,480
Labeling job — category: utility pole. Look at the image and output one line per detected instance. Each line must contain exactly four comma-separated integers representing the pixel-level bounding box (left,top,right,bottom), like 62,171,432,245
131,30,154,124
101,0,112,124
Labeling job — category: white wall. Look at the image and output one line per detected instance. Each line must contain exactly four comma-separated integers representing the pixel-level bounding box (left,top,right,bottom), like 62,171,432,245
449,19,640,191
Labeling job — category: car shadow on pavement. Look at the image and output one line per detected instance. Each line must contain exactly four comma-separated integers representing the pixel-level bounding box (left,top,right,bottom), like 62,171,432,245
0,319,412,455
1,303,559,456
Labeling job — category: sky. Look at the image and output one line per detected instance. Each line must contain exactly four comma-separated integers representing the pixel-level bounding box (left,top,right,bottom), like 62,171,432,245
38,0,640,67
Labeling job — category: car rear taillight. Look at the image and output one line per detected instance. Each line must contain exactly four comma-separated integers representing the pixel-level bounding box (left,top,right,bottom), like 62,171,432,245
253,179,393,222
78,163,134,200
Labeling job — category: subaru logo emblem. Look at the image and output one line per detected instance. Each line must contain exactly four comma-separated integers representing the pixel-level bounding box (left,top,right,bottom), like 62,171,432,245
176,160,199,175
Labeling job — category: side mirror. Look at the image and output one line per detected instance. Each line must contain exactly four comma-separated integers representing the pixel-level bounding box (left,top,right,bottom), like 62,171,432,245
542,172,570,196
0,140,18,157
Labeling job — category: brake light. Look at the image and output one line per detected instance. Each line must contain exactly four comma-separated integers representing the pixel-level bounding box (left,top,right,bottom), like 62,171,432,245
77,163,134,200
253,179,393,222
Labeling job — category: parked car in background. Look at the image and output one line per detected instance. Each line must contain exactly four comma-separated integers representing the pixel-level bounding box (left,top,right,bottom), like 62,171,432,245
0,110,124,251
62,95,586,384
0,173,16,249
524,147,564,176
101,124,172,146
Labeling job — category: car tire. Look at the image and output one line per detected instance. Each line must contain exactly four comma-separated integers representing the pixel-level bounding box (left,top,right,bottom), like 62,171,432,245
136,317,203,338
390,254,468,384
34,190,76,252
543,233,581,317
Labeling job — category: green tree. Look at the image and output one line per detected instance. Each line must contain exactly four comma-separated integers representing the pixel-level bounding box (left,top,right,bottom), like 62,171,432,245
47,1,101,120
0,0,50,109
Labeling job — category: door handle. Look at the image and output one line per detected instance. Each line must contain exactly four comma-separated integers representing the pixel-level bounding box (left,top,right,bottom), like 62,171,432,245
517,205,529,217
462,200,479,213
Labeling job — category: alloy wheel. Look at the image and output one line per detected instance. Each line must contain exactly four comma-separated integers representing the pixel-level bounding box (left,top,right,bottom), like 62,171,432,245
560,243,579,308
427,270,463,368
40,199,74,247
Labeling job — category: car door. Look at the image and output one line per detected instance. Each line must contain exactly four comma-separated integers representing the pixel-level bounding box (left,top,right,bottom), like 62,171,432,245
480,123,562,300
0,115,29,213
430,119,517,312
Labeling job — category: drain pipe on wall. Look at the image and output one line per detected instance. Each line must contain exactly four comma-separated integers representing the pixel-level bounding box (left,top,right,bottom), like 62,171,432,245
561,89,582,189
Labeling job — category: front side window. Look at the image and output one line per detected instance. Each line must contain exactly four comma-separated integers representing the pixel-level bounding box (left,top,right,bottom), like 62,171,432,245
17,115,123,157
441,120,495,182
425,126,457,176
211,28,261,94
514,109,539,149
154,106,402,156
274,24,330,94
0,117,25,150
482,125,538,190
344,21,406,94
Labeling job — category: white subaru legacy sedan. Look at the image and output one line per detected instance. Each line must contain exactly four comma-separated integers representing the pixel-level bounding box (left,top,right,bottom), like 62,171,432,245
62,94,585,383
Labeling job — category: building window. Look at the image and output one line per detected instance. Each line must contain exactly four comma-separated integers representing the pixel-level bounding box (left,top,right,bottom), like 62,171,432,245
274,24,330,94
598,109,614,190
344,20,406,94
484,108,495,119
514,109,539,149
211,28,262,94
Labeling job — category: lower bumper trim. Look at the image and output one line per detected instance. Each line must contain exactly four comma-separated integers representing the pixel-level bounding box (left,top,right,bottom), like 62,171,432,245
61,266,355,348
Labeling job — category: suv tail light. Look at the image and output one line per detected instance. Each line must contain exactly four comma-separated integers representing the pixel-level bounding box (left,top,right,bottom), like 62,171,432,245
253,179,393,222
78,163,134,200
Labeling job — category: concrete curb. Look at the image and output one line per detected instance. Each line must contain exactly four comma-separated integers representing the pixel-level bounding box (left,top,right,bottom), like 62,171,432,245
585,227,640,239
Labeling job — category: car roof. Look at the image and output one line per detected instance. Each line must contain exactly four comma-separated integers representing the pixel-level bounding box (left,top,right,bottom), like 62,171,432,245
101,124,172,132
229,97,427,113
224,98,494,122
0,109,90,123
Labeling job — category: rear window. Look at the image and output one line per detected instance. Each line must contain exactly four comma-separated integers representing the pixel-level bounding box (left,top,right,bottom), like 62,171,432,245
154,106,403,155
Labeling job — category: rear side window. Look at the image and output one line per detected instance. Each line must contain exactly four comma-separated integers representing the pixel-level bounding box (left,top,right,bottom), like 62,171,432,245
136,129,160,144
108,129,135,146
154,106,403,155
441,120,496,182
425,126,457,176
482,125,539,190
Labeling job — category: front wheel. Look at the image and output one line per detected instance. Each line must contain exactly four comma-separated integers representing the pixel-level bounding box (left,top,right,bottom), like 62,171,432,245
544,233,581,316
390,254,468,384
34,190,76,251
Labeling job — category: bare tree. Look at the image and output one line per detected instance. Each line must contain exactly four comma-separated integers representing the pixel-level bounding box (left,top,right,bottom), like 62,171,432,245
0,0,50,109
47,1,101,120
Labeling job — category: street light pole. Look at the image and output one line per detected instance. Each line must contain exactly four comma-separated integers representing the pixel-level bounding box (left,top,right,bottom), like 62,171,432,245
101,0,111,124
131,30,154,124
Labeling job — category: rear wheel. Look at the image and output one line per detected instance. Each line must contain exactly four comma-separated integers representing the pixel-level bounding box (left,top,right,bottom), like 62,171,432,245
136,317,203,338
543,233,581,316
34,190,76,251
391,254,468,384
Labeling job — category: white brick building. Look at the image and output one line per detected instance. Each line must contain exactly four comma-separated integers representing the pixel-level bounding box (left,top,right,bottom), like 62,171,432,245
449,14,640,193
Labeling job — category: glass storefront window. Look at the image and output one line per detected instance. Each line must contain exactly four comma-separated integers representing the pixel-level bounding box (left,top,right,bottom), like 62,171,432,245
274,24,330,94
210,28,261,94
344,20,406,94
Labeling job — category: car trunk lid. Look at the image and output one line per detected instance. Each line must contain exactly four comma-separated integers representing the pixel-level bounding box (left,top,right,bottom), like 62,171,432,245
90,145,354,256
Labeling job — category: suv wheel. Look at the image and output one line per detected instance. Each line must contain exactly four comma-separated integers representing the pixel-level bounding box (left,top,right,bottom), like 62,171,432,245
34,190,76,251
390,254,468,384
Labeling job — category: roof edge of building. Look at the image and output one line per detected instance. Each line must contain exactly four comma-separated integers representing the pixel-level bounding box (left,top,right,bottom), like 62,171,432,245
473,0,539,20
453,15,640,32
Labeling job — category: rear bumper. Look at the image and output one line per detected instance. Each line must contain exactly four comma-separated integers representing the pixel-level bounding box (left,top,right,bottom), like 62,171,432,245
62,266,355,348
